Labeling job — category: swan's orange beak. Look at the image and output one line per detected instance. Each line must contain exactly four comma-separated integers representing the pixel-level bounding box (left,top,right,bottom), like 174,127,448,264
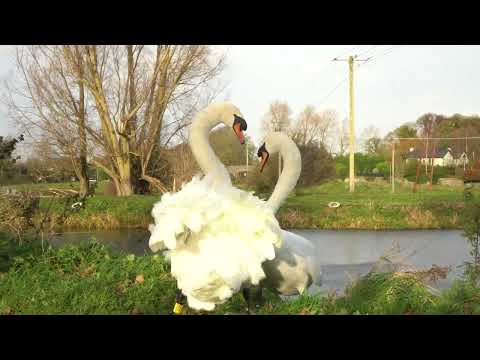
259,151,269,173
233,123,245,144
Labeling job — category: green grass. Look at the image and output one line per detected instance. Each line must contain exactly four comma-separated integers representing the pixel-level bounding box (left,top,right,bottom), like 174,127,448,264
1,180,110,195
6,180,478,231
1,239,479,315
38,195,158,230
0,240,177,315
276,181,474,230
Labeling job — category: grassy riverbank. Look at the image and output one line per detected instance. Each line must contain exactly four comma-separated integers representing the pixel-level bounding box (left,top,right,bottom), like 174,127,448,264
26,180,475,231
1,239,479,315
277,181,472,230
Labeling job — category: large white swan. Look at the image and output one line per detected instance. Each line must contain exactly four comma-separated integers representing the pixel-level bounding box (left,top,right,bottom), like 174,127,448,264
148,102,283,312
255,132,321,297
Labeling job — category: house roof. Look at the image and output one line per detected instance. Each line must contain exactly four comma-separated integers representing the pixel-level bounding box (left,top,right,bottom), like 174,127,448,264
406,148,452,159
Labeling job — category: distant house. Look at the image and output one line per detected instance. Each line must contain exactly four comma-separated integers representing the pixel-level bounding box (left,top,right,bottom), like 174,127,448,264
457,152,469,166
406,147,468,167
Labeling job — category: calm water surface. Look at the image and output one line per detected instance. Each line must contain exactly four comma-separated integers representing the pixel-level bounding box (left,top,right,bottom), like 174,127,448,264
51,229,471,294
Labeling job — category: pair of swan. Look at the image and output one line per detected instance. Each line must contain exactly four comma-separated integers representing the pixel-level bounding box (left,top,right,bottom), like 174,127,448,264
148,102,319,313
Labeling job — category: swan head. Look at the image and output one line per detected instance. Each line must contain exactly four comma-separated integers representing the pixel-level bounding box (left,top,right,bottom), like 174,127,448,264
216,102,247,144
233,114,247,144
257,132,286,172
257,142,270,173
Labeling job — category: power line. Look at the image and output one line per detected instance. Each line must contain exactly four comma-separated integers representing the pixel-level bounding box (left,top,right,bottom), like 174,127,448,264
318,49,377,106
317,76,348,106
317,46,382,105
317,46,403,130
310,47,361,95
337,46,360,58
357,45,405,70
374,46,398,59
392,136,480,141
357,45,380,58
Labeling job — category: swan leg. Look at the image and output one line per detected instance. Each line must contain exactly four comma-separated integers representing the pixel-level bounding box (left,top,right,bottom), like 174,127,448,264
242,287,252,315
253,286,263,310
172,289,186,315
242,286,263,314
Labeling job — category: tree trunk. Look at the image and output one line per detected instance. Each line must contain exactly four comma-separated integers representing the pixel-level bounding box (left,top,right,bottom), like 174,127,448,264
78,83,89,197
77,47,89,198
116,179,133,196
116,157,133,196
126,45,143,194
79,175,89,197
413,159,422,193
141,174,169,194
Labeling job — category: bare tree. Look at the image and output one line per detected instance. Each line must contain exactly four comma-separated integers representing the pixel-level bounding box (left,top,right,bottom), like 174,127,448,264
6,45,226,196
337,117,349,156
261,100,293,135
63,45,225,196
416,113,437,177
4,46,90,196
261,100,293,176
289,106,338,152
360,125,382,154
25,136,77,183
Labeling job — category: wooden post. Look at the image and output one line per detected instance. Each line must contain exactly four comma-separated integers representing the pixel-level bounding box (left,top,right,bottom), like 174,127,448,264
391,142,395,193
429,141,436,189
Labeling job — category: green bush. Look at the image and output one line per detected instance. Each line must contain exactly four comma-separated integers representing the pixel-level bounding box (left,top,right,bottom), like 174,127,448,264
403,162,457,184
336,163,347,179
336,153,387,178
429,280,480,314
376,161,390,177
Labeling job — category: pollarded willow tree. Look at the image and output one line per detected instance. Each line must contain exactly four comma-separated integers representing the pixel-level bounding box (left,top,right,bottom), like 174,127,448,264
5,45,226,196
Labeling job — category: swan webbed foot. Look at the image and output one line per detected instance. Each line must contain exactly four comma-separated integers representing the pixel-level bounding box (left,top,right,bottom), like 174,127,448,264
172,289,187,315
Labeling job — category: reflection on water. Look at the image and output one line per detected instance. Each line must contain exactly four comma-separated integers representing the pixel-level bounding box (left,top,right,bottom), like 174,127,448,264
51,229,471,294
50,230,151,256
292,229,470,294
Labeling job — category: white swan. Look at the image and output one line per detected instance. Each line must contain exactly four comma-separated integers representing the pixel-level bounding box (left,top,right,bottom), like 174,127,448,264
148,102,283,312
256,132,321,296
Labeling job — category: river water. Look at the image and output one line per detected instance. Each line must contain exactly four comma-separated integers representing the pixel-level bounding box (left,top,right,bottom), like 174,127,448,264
50,229,472,294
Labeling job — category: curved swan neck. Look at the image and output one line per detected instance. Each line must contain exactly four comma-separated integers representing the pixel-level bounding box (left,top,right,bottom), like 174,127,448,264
266,135,301,213
189,107,231,186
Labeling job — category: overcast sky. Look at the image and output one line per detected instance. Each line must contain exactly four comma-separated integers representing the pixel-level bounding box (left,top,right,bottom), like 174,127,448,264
1,45,480,147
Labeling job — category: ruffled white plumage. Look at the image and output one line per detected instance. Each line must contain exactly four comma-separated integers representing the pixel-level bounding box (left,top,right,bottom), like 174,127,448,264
148,173,283,311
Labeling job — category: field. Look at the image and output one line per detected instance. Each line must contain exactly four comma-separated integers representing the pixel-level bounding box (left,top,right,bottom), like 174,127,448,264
2,180,475,230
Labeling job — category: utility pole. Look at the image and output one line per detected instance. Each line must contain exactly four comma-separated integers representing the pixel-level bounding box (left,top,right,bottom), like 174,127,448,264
333,54,370,192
